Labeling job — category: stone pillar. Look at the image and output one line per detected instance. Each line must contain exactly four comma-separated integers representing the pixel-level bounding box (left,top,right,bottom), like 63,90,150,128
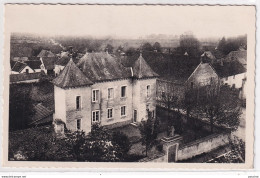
161,134,183,162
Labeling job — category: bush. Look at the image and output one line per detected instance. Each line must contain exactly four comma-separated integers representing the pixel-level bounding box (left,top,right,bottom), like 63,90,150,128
111,131,131,160
156,144,163,153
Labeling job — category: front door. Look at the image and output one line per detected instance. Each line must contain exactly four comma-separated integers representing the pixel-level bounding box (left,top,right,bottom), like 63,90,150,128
133,110,137,123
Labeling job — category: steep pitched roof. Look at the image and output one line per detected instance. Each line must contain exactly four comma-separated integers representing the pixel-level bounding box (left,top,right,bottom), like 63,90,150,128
201,51,216,60
10,60,17,69
25,60,42,70
41,57,56,70
212,60,246,78
225,50,247,66
12,61,28,72
132,54,159,79
77,52,132,82
10,72,42,83
37,50,56,58
29,103,54,126
187,62,219,82
52,59,93,88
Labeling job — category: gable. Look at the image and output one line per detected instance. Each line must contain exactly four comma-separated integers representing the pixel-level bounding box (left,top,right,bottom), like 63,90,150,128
187,62,219,85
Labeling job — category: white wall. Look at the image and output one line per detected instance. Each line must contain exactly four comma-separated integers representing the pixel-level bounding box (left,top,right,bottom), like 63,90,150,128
177,133,230,161
65,86,92,133
20,66,34,74
54,65,65,76
53,86,66,124
11,66,34,74
133,78,157,122
54,77,157,133
90,79,133,126
221,72,246,89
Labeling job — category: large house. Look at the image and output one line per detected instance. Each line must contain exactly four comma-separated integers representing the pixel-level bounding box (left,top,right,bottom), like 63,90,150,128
52,52,158,133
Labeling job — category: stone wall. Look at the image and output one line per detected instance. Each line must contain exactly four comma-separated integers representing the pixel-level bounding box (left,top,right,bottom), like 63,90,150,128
176,132,230,161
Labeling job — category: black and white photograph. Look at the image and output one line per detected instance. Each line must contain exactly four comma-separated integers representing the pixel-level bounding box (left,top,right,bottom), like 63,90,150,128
2,5,255,168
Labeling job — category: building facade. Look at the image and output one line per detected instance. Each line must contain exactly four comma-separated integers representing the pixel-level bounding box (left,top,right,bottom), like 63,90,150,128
53,52,158,133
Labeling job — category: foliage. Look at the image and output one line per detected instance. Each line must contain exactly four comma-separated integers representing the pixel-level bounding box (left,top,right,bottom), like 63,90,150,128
217,35,247,55
9,126,72,161
9,84,35,131
138,111,159,156
111,131,131,159
84,123,120,162
193,86,241,133
63,130,87,161
153,42,162,52
179,32,201,57
182,88,198,121
209,136,245,163
105,44,114,53
227,136,245,163
142,42,154,52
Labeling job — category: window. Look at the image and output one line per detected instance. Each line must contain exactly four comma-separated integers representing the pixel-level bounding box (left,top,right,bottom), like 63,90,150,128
76,119,81,130
147,85,151,97
92,90,99,102
107,108,113,119
152,110,155,118
92,110,100,122
108,88,114,99
25,69,29,73
121,106,126,116
121,86,126,98
76,96,81,110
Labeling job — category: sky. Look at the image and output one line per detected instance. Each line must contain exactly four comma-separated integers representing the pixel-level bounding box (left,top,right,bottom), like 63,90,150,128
4,5,254,39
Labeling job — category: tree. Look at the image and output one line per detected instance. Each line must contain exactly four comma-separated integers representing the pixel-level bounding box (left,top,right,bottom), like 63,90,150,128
182,88,198,124
105,44,114,54
9,84,35,131
138,110,159,156
142,42,153,52
153,42,162,52
111,131,131,160
160,83,180,136
227,136,245,163
84,123,121,162
64,130,87,161
194,86,241,133
217,37,226,53
179,32,201,57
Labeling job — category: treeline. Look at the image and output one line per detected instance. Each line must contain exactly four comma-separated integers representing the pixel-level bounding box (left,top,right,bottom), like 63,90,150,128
217,35,247,55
